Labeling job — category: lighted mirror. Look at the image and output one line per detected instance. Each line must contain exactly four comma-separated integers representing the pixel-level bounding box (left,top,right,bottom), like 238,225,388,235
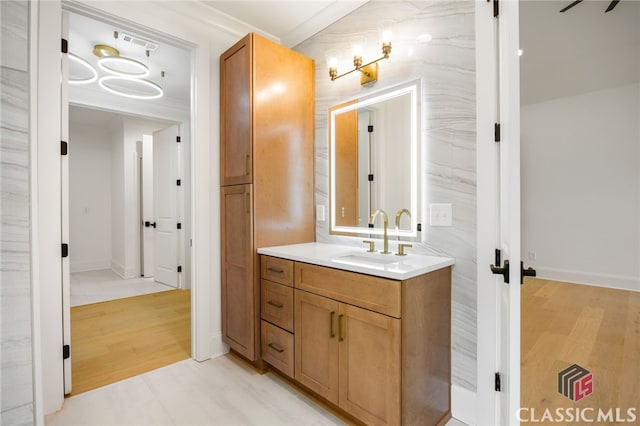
329,80,421,239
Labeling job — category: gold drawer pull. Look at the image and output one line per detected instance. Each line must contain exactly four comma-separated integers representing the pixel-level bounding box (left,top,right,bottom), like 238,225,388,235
267,342,284,353
267,266,284,274
267,300,283,308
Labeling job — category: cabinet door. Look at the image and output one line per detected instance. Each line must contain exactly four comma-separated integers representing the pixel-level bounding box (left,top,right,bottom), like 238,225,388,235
294,290,339,404
339,304,401,426
221,184,256,359
220,34,252,186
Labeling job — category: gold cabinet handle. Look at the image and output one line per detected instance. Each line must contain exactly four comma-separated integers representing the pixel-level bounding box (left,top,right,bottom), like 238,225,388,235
267,300,283,308
267,266,284,274
244,154,250,176
330,311,335,338
267,342,284,353
338,314,344,342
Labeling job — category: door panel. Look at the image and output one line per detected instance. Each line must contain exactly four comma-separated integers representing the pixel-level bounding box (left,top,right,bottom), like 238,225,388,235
338,303,400,426
153,125,179,287
141,135,154,277
221,184,255,359
294,290,339,404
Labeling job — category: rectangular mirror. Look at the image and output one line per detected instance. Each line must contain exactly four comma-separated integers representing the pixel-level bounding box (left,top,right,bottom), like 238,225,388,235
329,80,421,238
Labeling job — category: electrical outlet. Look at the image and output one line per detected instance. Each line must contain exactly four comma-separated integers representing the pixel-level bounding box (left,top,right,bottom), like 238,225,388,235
429,203,453,226
528,251,536,261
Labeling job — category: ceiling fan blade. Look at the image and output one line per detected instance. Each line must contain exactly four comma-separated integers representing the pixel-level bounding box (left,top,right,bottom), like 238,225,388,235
605,0,620,12
560,0,584,12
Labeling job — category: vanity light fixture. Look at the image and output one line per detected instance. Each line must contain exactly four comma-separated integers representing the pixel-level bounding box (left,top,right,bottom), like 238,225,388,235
68,53,98,85
326,29,393,86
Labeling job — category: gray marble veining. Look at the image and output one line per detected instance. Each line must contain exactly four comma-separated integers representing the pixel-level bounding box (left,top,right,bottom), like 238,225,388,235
295,0,477,392
1,1,34,423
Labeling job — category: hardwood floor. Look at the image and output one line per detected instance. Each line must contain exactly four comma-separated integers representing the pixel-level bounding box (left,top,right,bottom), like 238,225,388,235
70,289,191,396
521,278,640,419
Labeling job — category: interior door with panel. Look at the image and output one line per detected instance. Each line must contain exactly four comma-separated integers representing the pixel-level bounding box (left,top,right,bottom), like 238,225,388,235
153,125,180,287
221,184,255,359
294,290,339,404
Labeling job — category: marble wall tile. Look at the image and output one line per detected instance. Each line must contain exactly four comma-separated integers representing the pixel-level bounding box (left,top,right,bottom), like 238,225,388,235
1,1,34,424
295,0,477,392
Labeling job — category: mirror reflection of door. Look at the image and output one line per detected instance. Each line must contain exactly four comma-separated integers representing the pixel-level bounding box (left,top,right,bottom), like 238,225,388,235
331,100,358,228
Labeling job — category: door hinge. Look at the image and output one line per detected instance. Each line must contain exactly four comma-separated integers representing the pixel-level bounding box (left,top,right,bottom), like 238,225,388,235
176,136,181,143
493,0,499,17
177,266,182,273
177,223,182,230
494,123,501,142
61,243,69,258
417,223,422,232
63,344,70,360
61,38,68,54
61,141,68,156
495,372,501,391
176,179,181,186
368,125,374,133
368,174,374,182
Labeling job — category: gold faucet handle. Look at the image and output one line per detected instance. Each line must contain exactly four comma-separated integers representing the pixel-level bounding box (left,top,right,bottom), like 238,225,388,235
362,240,375,252
395,243,413,256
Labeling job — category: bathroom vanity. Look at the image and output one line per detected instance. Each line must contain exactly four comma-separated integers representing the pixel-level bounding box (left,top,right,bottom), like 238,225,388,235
258,242,454,426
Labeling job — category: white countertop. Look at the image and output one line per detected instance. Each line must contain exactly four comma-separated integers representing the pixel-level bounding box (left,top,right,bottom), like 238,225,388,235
257,242,454,280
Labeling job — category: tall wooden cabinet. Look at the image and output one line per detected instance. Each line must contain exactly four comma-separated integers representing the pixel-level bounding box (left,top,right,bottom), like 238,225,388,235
220,33,315,361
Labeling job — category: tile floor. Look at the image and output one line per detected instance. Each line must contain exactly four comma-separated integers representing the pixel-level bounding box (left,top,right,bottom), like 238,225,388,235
71,269,174,307
46,355,468,426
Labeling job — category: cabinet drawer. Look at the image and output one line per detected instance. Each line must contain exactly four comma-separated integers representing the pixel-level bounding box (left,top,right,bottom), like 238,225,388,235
295,262,401,318
261,320,294,378
261,280,294,332
261,256,294,287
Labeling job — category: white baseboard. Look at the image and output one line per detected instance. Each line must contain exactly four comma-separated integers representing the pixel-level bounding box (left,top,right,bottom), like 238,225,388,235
111,260,125,278
535,266,640,292
451,385,476,426
70,259,110,273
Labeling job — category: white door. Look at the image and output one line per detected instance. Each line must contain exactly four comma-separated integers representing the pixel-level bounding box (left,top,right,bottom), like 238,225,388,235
61,11,72,395
141,135,155,277
476,1,523,424
153,125,180,287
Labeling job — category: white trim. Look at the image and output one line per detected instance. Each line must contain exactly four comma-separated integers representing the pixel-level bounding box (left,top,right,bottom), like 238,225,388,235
451,385,477,426
210,332,228,359
69,260,111,273
30,1,45,422
534,267,640,293
110,260,126,279
475,0,500,424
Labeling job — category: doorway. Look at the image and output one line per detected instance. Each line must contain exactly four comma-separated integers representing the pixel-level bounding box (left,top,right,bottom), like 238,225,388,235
519,0,639,420
65,8,193,395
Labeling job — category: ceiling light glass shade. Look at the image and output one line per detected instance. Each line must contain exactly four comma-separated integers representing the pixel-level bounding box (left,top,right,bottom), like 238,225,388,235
98,75,163,100
98,56,150,78
68,53,98,85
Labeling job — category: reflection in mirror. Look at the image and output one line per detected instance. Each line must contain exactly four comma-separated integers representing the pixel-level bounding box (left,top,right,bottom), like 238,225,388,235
329,80,420,239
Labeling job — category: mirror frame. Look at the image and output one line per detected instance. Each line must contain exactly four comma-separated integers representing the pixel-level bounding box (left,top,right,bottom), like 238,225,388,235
329,80,421,238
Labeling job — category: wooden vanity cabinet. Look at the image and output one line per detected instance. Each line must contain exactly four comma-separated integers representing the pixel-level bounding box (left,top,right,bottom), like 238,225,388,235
292,260,452,426
220,33,314,361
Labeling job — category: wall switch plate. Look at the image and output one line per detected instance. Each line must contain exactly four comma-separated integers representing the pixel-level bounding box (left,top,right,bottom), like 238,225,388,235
429,203,453,226
316,204,325,222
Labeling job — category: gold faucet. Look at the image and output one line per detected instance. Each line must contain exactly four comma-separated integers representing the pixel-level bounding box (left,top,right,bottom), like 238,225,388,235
395,209,411,236
369,209,390,254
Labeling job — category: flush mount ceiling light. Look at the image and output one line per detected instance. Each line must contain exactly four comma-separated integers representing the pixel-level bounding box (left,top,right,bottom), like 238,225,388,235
68,53,98,85
98,75,163,100
93,42,150,78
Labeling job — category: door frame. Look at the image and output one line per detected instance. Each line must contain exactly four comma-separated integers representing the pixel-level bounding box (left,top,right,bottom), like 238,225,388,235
476,0,522,425
31,0,217,417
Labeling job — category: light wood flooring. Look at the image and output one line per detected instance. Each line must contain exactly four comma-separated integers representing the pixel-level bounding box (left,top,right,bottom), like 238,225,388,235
70,289,191,395
522,278,640,419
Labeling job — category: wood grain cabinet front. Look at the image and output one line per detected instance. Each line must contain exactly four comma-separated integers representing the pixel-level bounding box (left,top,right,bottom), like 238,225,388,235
261,320,294,378
260,279,294,332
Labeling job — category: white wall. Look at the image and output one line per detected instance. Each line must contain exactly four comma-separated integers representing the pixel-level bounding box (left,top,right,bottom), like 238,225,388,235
522,83,640,291
68,121,113,272
109,117,125,276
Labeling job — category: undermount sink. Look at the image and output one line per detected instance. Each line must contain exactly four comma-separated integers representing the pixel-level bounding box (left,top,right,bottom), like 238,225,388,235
332,252,400,270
